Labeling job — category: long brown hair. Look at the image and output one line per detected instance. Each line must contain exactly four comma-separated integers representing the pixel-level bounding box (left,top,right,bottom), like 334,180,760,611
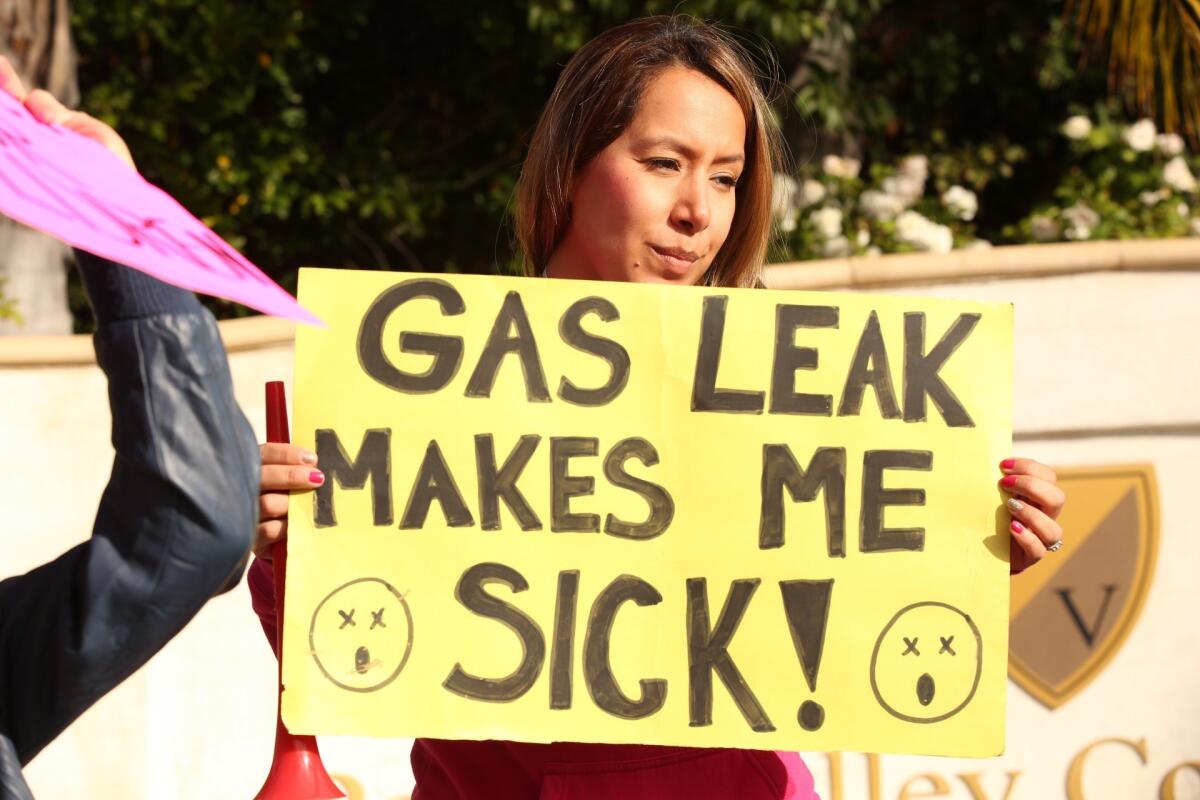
515,16,783,289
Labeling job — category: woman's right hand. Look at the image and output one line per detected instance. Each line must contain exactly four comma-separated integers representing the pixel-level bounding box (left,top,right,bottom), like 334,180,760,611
256,443,324,559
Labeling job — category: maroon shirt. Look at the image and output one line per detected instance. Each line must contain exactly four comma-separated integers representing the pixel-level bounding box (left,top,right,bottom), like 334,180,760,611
247,559,816,799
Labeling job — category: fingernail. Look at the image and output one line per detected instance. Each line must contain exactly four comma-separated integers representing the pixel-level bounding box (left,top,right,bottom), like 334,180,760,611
300,450,318,465
1001,475,1018,488
1011,519,1025,534
309,470,324,485
1006,497,1024,512
1000,458,1016,470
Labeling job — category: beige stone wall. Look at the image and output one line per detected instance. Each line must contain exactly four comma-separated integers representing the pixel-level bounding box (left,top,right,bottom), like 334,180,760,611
1,259,1196,799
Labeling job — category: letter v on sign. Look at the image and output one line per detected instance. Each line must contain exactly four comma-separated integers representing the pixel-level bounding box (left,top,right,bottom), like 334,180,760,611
1007,465,1159,709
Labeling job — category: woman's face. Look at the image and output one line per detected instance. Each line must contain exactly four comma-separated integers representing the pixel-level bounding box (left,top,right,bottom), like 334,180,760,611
546,67,746,286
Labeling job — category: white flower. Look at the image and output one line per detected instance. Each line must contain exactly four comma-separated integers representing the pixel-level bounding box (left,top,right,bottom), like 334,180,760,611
859,189,906,221
896,210,953,253
799,179,827,208
1157,133,1186,157
1030,214,1061,242
963,239,993,251
1190,217,1200,236
821,236,852,258
927,227,954,254
898,155,929,183
1163,156,1197,192
810,206,844,239
772,173,799,220
1061,116,1093,140
822,154,862,179
1123,119,1157,152
882,174,925,205
1178,202,1190,217
855,228,871,248
779,212,798,233
1139,189,1168,207
942,185,978,221
894,210,926,237
865,246,882,257
1062,202,1100,240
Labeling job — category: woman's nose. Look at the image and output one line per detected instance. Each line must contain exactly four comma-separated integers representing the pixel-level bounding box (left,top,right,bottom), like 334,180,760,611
670,179,711,234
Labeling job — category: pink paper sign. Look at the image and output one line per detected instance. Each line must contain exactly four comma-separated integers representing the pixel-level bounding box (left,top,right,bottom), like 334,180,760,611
0,88,320,324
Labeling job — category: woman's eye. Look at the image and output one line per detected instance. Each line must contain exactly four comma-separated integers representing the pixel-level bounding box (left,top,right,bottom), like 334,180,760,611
714,174,739,189
646,157,680,172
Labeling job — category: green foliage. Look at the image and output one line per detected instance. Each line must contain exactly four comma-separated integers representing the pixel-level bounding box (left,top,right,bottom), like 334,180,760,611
769,0,1200,259
66,0,1191,324
70,2,866,293
778,0,1107,234
1004,107,1200,243
774,100,1200,260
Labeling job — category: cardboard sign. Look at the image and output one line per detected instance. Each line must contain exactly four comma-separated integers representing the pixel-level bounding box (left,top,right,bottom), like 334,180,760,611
281,268,1013,756
0,88,318,324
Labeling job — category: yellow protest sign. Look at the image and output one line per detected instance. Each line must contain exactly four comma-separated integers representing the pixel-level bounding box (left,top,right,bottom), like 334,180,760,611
281,268,1013,756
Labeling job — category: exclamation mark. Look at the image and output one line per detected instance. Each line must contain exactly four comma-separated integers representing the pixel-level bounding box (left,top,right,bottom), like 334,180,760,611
780,579,834,731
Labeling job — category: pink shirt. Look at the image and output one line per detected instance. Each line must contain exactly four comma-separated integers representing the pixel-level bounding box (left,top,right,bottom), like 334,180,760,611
248,558,817,799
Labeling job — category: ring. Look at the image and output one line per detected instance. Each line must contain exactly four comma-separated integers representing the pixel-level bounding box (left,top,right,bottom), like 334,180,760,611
1047,540,1064,553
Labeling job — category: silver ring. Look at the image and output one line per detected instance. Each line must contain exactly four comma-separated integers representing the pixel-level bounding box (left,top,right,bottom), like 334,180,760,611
1047,540,1064,553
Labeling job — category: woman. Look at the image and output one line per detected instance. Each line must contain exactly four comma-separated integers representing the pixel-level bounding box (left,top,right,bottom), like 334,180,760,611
252,16,1066,799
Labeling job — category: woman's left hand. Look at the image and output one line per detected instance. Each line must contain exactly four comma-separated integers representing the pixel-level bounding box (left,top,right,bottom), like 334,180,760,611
1001,457,1066,575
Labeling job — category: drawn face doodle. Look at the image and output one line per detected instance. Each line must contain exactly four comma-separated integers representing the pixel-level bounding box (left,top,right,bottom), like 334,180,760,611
869,602,983,723
309,578,413,692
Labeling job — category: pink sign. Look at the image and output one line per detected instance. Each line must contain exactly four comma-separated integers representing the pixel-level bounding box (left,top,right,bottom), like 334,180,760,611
0,88,320,324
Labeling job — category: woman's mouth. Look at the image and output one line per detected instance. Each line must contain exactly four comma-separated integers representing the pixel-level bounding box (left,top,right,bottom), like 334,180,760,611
650,245,701,276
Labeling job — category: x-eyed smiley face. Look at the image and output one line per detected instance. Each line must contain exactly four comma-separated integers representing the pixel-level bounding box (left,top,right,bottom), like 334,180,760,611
870,601,982,723
309,577,413,692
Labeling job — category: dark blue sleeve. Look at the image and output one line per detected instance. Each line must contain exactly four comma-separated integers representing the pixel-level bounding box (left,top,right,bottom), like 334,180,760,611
0,252,259,765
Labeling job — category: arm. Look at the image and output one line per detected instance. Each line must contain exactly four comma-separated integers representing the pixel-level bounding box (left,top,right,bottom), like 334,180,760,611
0,251,259,764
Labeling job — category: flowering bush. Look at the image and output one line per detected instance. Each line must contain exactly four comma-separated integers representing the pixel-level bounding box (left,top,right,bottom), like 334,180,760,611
773,149,1004,260
1005,109,1200,244
773,107,1200,261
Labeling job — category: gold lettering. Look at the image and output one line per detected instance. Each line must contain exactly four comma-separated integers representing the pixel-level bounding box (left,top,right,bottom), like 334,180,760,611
899,773,950,799
959,771,1021,800
1160,761,1200,800
827,752,844,800
822,752,884,800
1066,737,1148,799
868,752,882,800
823,751,883,800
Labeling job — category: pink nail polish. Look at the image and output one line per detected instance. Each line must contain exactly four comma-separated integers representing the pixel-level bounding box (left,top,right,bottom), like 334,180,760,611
309,470,324,485
1001,475,1018,488
1000,458,1016,470
1011,519,1024,534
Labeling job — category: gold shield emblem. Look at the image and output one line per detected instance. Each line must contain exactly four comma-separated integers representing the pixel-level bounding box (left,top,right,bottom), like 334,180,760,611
1008,464,1158,709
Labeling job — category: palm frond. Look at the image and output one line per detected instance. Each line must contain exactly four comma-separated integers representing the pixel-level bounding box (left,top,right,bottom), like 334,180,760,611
1067,0,1200,139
